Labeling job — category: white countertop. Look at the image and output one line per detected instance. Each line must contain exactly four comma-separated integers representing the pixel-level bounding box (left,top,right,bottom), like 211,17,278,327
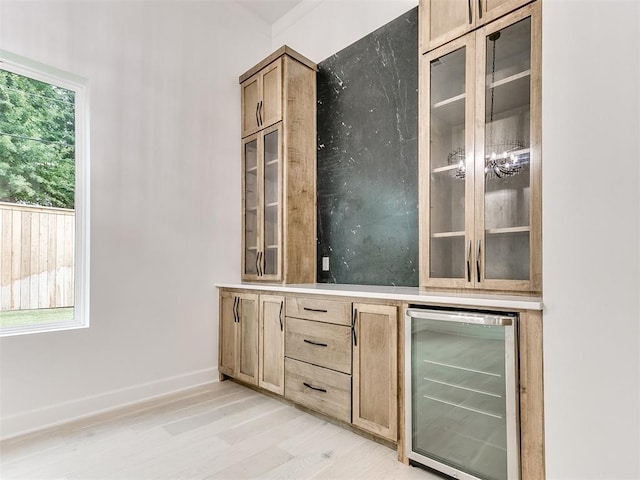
214,282,543,311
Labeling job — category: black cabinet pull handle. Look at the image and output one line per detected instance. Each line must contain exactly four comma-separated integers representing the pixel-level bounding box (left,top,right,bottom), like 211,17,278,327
258,100,263,125
258,251,263,276
476,240,482,283
232,296,238,323
255,252,259,276
234,296,240,323
351,308,358,347
255,102,260,127
466,240,472,282
303,339,328,347
303,382,327,393
303,307,328,313
468,0,473,24
478,0,483,19
279,301,283,331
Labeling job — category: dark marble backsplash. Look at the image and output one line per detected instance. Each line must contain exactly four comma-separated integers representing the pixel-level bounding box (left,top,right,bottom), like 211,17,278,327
316,7,418,286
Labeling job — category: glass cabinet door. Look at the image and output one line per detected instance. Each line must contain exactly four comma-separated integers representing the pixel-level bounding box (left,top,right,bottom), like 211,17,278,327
476,5,540,290
243,137,259,278
261,126,281,278
423,35,475,288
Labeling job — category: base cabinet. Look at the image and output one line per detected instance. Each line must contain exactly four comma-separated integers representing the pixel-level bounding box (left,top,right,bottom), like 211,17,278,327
218,291,259,385
218,287,543,480
352,303,398,441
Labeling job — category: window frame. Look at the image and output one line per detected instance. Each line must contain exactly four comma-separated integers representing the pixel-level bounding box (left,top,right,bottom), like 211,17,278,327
0,50,90,337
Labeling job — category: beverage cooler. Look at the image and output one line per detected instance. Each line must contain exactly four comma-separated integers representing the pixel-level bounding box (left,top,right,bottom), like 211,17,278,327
404,307,519,480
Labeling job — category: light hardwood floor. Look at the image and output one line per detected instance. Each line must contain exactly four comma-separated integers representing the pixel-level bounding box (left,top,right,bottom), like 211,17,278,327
0,381,439,480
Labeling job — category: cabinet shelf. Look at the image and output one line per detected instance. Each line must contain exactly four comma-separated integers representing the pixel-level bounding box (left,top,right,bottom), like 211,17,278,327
246,166,258,173
265,202,279,208
433,92,465,109
246,207,258,213
486,69,531,115
431,231,465,239
265,244,279,249
485,226,530,235
432,164,462,174
265,159,279,167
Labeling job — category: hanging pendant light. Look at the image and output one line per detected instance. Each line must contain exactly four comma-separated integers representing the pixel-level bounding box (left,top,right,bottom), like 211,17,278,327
447,29,529,180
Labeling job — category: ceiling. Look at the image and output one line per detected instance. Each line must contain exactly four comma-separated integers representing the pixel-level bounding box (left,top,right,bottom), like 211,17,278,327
236,0,305,24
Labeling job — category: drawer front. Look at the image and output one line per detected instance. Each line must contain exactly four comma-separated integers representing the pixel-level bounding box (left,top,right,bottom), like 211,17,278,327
285,317,352,374
286,296,351,326
285,358,351,423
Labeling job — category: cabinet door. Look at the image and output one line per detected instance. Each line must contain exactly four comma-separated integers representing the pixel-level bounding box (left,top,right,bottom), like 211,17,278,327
240,59,282,138
420,35,476,289
259,59,282,131
241,75,261,138
352,303,398,441
219,290,237,378
474,2,541,292
259,123,282,280
420,0,476,53
259,294,285,395
479,0,532,26
236,294,259,385
242,134,261,281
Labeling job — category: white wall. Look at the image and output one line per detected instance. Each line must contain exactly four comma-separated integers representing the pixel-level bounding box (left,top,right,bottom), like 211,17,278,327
542,0,640,478
275,0,640,478
273,0,418,62
0,0,271,438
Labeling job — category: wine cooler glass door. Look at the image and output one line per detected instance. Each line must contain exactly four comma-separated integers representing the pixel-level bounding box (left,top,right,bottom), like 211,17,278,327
405,308,519,480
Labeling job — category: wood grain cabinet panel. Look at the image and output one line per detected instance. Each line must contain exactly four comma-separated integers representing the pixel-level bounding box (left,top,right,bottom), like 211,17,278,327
218,291,259,386
285,317,352,374
419,0,532,53
286,296,351,326
285,357,352,423
352,303,398,441
241,59,282,138
259,295,285,395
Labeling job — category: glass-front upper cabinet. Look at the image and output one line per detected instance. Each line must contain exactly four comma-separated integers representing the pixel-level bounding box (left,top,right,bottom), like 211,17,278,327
475,4,540,292
242,123,282,281
420,1,540,293
422,34,475,289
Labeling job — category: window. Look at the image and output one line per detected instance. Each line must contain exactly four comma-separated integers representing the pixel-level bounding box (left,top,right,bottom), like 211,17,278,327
0,50,89,336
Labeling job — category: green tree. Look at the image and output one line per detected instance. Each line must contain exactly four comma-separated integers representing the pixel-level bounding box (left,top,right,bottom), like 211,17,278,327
0,69,75,209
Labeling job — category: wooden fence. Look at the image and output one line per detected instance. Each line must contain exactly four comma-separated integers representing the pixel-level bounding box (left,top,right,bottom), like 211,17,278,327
0,202,75,311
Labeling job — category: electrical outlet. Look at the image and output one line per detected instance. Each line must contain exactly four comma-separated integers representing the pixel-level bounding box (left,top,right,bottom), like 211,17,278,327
322,256,330,271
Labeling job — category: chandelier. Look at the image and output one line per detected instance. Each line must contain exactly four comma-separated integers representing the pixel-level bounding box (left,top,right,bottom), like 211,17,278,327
446,31,529,180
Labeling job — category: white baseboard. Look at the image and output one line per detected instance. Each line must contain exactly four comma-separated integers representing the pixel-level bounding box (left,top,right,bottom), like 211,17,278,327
0,367,219,441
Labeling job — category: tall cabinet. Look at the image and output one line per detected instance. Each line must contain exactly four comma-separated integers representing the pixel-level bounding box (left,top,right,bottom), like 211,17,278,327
419,1,541,293
240,46,317,284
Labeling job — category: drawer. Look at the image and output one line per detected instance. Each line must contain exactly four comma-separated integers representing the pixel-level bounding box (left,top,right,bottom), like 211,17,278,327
285,357,351,423
286,296,351,326
285,317,352,374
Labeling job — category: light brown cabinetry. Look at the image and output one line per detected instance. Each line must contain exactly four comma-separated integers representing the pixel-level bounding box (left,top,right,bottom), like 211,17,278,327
420,2,541,293
239,46,317,284
218,291,259,385
419,0,531,53
259,294,285,395
241,59,282,138
284,357,352,423
284,296,353,422
352,303,398,441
